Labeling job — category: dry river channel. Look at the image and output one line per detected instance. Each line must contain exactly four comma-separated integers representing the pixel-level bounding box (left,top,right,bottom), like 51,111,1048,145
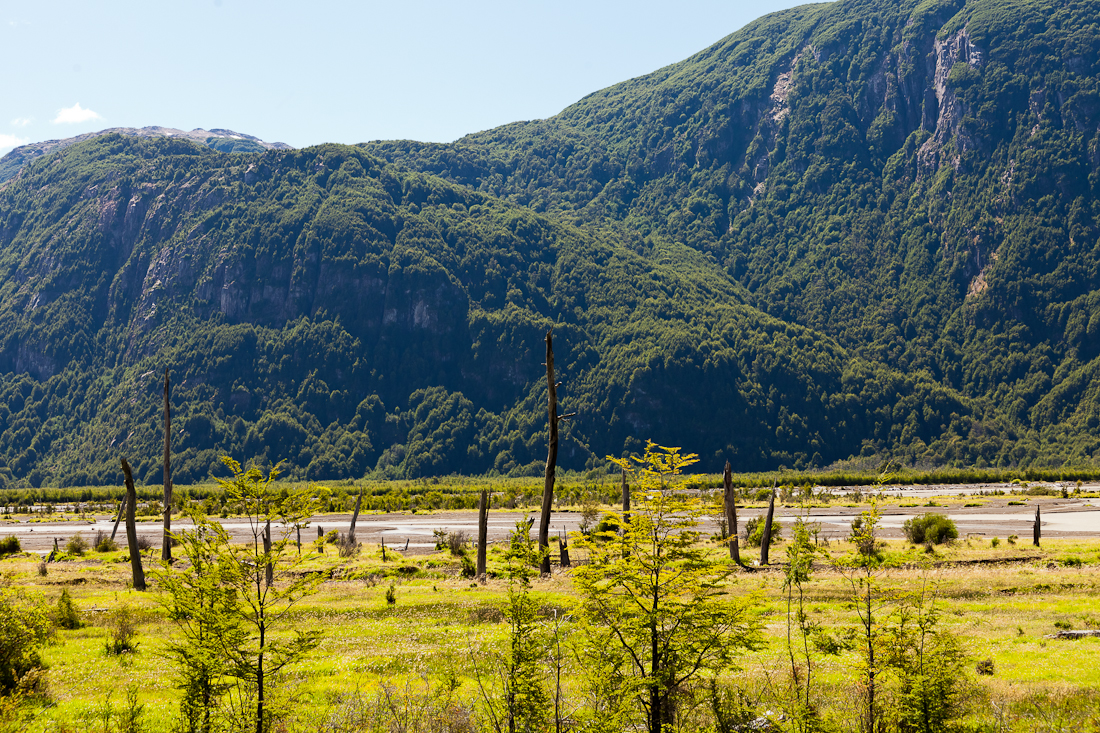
4,482,1100,555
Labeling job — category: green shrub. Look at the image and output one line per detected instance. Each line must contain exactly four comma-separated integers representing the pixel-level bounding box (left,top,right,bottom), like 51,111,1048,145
65,534,89,556
93,530,117,553
104,604,138,655
56,589,82,630
742,516,782,548
0,536,19,556
385,583,397,605
0,581,51,694
902,514,958,545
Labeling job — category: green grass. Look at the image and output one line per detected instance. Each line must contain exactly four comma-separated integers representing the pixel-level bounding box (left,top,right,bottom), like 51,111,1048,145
4,531,1100,731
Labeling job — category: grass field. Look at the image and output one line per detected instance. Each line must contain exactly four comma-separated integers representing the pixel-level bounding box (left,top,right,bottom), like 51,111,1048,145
2,502,1099,733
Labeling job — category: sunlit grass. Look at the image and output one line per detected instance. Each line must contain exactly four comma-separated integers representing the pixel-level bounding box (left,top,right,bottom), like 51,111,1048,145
3,532,1100,730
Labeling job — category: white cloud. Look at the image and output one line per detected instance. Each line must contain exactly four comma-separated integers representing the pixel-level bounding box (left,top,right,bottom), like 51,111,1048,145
53,103,101,124
11,117,31,127
0,133,29,152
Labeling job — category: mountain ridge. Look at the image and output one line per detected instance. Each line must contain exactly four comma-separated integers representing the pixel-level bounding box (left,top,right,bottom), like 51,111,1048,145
0,126,293,185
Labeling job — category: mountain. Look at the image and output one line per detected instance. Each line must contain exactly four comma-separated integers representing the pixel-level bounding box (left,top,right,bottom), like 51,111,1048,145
0,126,293,184
1,0,1099,488
365,0,1100,469
0,135,967,487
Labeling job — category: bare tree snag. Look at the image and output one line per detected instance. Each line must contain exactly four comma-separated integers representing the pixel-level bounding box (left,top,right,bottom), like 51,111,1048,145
264,520,273,587
120,458,146,591
621,467,631,526
539,330,559,575
1034,505,1041,547
559,528,571,567
723,461,742,565
162,370,172,563
477,487,488,578
760,486,776,565
110,494,127,542
349,486,364,542
317,524,324,553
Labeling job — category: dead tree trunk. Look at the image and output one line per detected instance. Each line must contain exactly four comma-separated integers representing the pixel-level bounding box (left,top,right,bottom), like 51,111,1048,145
539,330,558,575
1034,505,1041,547
264,520,273,587
349,486,364,543
559,529,570,567
162,370,172,563
477,487,488,577
621,467,631,526
110,494,127,543
317,524,324,553
120,458,146,591
760,487,776,565
723,461,742,565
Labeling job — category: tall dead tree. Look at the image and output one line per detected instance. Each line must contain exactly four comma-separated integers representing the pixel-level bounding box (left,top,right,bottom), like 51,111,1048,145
120,458,145,591
538,330,573,575
1034,505,1041,547
477,487,489,577
349,486,364,542
162,370,172,563
760,486,776,565
723,461,742,565
110,494,127,543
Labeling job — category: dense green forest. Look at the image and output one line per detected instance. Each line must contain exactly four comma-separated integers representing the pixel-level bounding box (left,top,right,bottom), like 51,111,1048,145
1,0,1099,486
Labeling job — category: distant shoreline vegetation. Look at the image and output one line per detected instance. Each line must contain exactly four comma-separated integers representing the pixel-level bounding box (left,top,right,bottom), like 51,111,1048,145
0,463,1097,511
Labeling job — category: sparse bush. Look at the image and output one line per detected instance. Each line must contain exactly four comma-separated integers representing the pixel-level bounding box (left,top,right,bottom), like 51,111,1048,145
0,536,19,556
990,537,1000,548
337,533,360,558
902,513,958,545
56,589,82,630
65,534,89,556
447,530,469,556
105,604,139,655
743,516,782,548
976,659,995,675
385,583,397,605
37,561,47,577
579,500,599,535
135,535,152,552
93,530,117,553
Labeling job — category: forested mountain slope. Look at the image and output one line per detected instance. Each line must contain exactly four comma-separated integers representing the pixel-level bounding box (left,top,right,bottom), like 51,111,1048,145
2,0,1100,487
366,0,1100,468
0,136,971,486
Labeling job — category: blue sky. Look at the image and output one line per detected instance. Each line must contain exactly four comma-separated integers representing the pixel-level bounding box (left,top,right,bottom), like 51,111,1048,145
3,0,810,153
